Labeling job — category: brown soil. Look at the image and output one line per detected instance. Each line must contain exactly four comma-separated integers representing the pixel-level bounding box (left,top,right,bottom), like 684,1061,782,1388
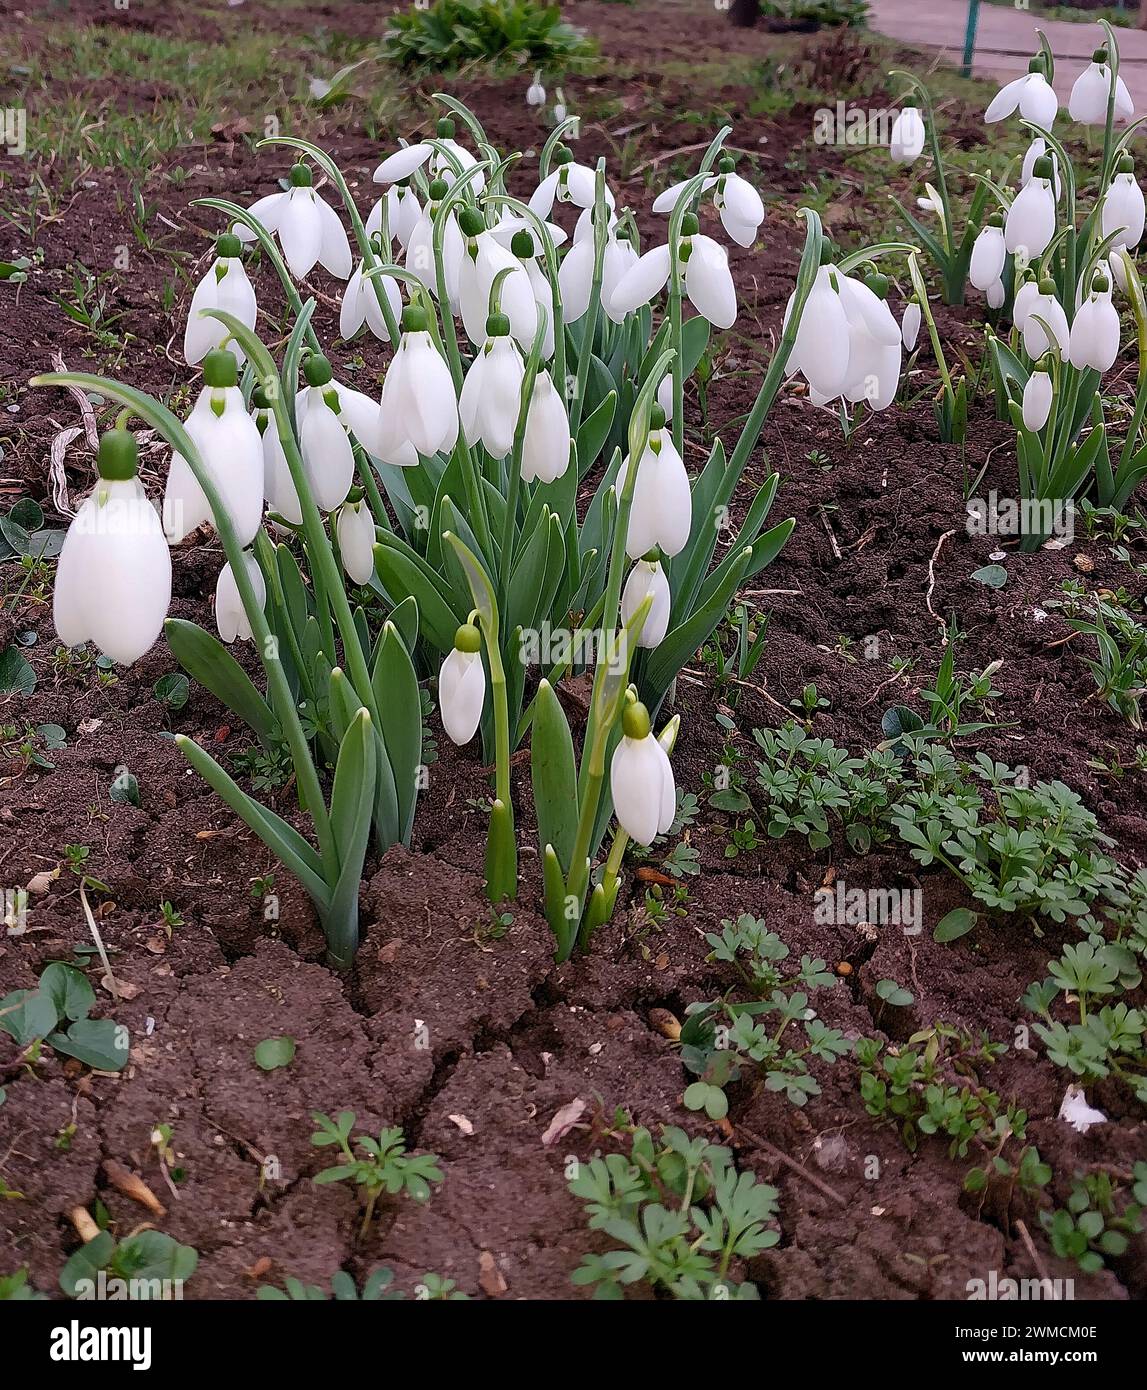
1,0,1144,1301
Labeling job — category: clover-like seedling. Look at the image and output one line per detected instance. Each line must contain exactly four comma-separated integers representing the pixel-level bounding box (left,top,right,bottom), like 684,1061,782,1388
311,1111,443,1238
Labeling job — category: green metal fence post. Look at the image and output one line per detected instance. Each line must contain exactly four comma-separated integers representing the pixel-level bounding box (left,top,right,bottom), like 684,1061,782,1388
962,0,981,80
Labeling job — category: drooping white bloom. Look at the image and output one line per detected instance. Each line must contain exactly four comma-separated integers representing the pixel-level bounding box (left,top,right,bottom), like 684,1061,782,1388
552,89,567,124
54,429,171,666
164,349,264,547
783,263,851,401
336,498,376,585
376,308,459,465
1017,280,1070,359
521,371,570,484
529,153,616,219
621,558,671,648
215,551,265,644
457,216,537,349
1101,160,1146,250
439,622,485,746
559,220,638,326
340,261,401,342
625,416,691,560
714,165,764,247
1069,51,1133,125
1022,370,1052,432
459,325,525,460
1058,1084,1107,1134
366,182,423,250
984,65,1058,127
889,107,925,164
901,300,921,351
526,71,546,107
234,163,351,281
373,120,485,193
296,355,368,511
184,233,257,366
404,189,464,306
970,220,1006,292
684,232,736,329
839,273,902,411
610,699,675,846
1069,274,1120,372
255,392,302,526
1005,164,1056,259
987,278,1006,310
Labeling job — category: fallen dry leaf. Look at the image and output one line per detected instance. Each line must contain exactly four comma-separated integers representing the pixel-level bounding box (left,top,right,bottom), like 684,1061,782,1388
541,1097,586,1147
103,1160,165,1217
104,976,141,999
244,1257,273,1281
478,1251,507,1297
26,867,60,896
648,1007,681,1041
448,1114,474,1136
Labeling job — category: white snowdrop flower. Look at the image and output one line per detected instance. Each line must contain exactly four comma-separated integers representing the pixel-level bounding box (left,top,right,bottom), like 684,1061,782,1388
295,356,357,511
521,371,571,484
457,210,537,349
336,496,376,586
986,278,1006,310
376,305,459,465
253,389,302,526
889,106,926,164
902,299,921,351
164,349,264,547
1101,155,1146,250
839,272,902,412
373,142,435,185
1058,1084,1107,1134
439,620,485,746
526,71,546,107
553,89,567,124
404,181,465,306
1022,368,1052,431
1020,138,1061,200
714,158,764,246
1019,278,1070,359
54,428,171,666
1005,156,1056,258
620,556,671,649
366,183,422,250
373,120,484,192
528,149,616,219
340,260,402,342
560,220,638,327
1069,48,1133,125
625,408,691,560
215,551,265,644
184,232,257,367
610,697,675,846
1069,271,1120,372
683,228,736,330
459,317,525,461
234,163,351,280
970,217,1006,292
783,262,851,401
500,228,557,359
984,62,1058,127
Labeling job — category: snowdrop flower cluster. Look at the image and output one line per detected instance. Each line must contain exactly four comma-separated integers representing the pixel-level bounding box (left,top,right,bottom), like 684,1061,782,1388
784,257,902,411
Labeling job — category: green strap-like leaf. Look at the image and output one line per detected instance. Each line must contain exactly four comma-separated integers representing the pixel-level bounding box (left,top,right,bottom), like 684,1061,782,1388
326,709,377,967
164,619,280,749
373,537,463,652
373,621,422,843
530,679,579,874
175,735,330,908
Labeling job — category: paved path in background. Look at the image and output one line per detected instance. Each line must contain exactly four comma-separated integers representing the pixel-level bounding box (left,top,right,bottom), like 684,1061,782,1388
868,0,1147,109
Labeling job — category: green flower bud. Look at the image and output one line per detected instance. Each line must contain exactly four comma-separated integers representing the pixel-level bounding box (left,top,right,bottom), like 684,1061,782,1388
303,354,334,387
202,347,238,388
510,229,535,260
436,117,455,138
1032,155,1053,180
622,698,651,740
458,206,485,238
402,304,429,333
649,402,667,431
485,312,510,338
215,232,242,260
1117,152,1135,176
454,621,482,654
553,145,573,167
865,271,889,300
428,178,449,201
96,428,139,481
1037,277,1056,296
680,211,700,238
288,162,313,188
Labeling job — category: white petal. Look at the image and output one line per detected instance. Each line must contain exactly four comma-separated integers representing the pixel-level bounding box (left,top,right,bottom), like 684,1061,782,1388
300,398,355,511
215,551,265,643
901,301,921,351
521,372,570,484
1005,179,1055,257
315,194,352,278
558,238,595,324
1018,74,1058,129
984,76,1025,123
1058,1085,1106,1134
685,234,736,329
610,735,664,846
439,647,485,745
969,226,1006,292
373,143,433,184
278,188,323,279
621,560,671,648
336,501,376,585
1022,371,1052,431
609,243,672,317
234,191,284,241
